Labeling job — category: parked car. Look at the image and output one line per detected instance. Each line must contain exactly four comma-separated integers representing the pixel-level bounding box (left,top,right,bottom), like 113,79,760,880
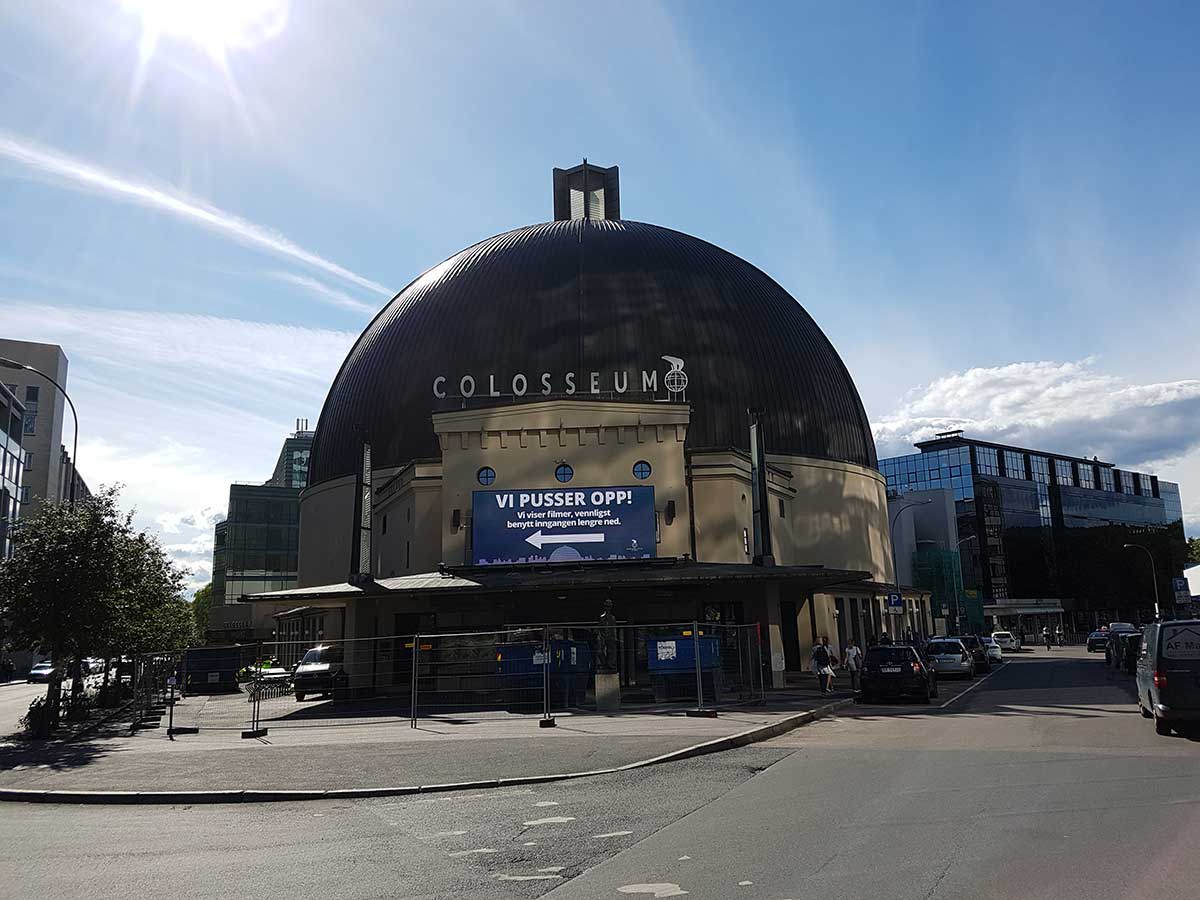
959,635,991,673
1121,633,1142,675
1104,624,1138,665
980,636,1004,663
26,661,58,683
1109,629,1140,669
1113,631,1143,671
924,639,975,679
292,645,348,702
992,631,1020,651
1086,631,1109,653
1136,619,1200,736
857,645,937,703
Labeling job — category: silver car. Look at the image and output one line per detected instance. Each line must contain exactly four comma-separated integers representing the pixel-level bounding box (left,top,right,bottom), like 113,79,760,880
980,636,1004,663
924,639,975,678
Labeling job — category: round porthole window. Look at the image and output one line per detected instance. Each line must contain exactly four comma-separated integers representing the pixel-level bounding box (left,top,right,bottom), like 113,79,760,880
555,463,574,483
477,466,496,486
633,460,652,480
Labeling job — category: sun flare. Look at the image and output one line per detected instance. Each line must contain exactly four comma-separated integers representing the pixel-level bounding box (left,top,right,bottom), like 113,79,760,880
122,0,288,63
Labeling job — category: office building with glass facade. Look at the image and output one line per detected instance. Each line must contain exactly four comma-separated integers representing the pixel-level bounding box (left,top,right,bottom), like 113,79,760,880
880,432,1189,627
0,382,26,560
206,426,313,641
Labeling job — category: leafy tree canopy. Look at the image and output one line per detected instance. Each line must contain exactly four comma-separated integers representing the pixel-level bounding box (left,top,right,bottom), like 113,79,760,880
0,487,192,661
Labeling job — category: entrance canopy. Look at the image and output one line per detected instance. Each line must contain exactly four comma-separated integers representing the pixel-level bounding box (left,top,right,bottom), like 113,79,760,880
247,557,872,604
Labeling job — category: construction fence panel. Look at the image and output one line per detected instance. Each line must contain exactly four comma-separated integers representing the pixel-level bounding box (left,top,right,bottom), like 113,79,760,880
250,636,415,729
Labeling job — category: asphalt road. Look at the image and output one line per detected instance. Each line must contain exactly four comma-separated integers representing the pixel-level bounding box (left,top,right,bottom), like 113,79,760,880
3,649,1197,900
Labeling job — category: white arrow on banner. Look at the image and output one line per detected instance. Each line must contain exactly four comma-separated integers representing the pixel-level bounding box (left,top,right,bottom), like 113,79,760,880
525,530,605,550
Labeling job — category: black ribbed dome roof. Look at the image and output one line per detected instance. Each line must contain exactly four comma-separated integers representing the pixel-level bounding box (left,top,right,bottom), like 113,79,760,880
309,219,876,486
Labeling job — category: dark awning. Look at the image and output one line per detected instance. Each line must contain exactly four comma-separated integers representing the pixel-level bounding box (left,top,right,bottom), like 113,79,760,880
245,557,872,603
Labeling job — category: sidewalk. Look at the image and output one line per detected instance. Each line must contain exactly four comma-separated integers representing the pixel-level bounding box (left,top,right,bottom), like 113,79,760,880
0,686,850,798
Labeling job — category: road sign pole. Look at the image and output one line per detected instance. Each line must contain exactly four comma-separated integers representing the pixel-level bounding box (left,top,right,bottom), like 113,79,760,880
540,625,556,728
410,634,420,729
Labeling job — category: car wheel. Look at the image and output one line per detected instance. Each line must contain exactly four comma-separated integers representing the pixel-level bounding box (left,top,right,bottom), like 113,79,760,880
930,678,939,699
1155,715,1172,736
295,692,305,702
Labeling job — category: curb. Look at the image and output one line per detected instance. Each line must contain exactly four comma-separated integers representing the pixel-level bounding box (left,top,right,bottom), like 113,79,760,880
0,697,852,806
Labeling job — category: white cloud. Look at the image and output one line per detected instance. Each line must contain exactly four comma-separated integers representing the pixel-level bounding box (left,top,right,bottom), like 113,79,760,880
4,301,358,581
0,131,392,297
874,358,1200,534
270,271,377,315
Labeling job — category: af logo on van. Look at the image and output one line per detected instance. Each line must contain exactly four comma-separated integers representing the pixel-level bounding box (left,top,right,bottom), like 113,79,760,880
431,355,689,400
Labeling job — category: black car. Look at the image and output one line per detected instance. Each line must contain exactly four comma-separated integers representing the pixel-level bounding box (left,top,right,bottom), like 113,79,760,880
1086,631,1109,653
858,645,938,704
292,645,349,702
958,635,991,673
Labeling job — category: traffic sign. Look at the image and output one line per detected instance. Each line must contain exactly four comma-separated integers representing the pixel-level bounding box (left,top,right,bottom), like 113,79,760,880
886,592,904,615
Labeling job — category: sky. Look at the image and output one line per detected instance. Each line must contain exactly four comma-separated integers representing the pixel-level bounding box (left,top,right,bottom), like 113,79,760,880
1,0,1198,591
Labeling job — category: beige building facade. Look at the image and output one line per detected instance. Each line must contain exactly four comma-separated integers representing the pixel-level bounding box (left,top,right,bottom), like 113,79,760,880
288,399,931,685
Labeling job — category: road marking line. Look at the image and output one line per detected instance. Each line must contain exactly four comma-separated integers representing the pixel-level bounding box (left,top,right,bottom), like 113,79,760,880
937,663,1003,709
523,816,575,826
592,830,633,838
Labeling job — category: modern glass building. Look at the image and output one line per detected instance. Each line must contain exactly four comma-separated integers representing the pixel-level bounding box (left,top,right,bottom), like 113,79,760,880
206,426,313,641
881,432,1188,627
0,382,26,560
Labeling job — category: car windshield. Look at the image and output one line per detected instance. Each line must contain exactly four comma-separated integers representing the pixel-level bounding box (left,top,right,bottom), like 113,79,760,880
300,647,341,665
994,633,1012,640
866,648,914,664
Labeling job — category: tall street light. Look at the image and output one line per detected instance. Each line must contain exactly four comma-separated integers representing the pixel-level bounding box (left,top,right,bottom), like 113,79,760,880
0,357,79,506
889,497,933,635
1123,542,1161,620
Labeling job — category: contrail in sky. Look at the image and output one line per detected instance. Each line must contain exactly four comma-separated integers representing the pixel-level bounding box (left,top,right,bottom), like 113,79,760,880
0,132,392,297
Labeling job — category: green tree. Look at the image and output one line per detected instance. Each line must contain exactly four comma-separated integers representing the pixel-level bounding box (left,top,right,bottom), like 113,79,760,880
192,582,214,636
0,487,189,720
1188,536,1200,565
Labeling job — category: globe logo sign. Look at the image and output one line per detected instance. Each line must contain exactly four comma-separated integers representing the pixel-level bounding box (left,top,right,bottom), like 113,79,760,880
662,355,688,394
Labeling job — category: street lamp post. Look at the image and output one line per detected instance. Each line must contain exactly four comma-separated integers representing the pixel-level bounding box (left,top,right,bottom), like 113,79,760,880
1123,542,1161,620
0,357,79,506
952,533,977,636
889,498,933,636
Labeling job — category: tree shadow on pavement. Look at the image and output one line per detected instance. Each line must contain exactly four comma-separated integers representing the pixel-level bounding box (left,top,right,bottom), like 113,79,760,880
0,717,131,780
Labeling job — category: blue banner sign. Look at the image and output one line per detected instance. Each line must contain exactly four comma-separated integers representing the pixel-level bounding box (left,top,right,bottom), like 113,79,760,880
472,485,656,565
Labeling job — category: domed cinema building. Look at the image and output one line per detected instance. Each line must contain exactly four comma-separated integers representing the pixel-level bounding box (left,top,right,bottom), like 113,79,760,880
253,163,932,687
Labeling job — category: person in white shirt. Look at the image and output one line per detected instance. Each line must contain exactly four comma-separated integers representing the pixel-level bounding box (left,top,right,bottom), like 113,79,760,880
843,639,863,692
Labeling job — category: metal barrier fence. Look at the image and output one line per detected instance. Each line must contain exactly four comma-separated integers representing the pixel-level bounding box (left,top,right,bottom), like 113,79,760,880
139,622,766,737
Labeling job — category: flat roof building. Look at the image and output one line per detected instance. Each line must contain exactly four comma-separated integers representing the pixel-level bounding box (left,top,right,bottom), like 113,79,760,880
207,424,313,642
0,381,26,560
0,339,87,518
881,432,1189,628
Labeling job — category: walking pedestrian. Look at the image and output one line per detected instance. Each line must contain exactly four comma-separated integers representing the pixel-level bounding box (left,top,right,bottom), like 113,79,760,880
1043,626,1052,651
843,638,863,693
1055,624,1064,647
811,638,834,694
